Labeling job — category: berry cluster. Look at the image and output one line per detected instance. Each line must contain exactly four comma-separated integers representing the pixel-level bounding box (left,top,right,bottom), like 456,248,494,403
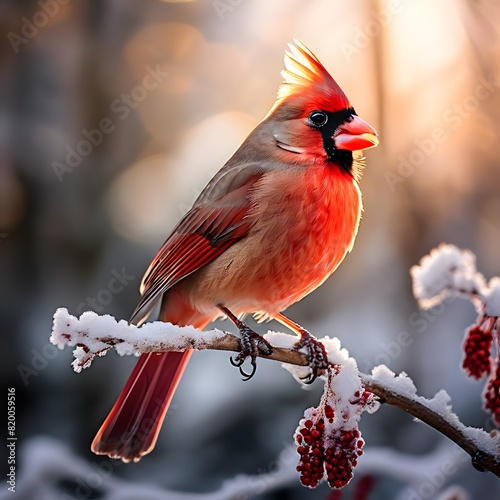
484,362,500,425
295,401,365,489
462,323,493,379
460,316,500,424
324,425,364,489
295,408,326,488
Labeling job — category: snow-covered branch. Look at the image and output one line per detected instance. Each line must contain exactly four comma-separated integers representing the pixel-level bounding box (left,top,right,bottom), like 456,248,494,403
362,367,500,477
50,308,500,478
49,308,309,373
411,243,500,316
412,244,500,428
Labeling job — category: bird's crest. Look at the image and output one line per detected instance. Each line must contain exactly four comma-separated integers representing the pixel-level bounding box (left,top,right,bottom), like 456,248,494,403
276,39,350,112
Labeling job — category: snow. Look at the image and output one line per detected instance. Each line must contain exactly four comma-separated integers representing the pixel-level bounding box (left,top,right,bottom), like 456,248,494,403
50,308,226,372
369,365,500,457
264,330,298,349
321,336,351,365
267,332,355,383
484,277,500,317
410,243,500,320
329,359,364,428
49,308,500,467
410,243,486,309
426,389,454,416
262,331,312,381
280,362,311,383
371,365,418,396
318,339,367,427
51,309,366,389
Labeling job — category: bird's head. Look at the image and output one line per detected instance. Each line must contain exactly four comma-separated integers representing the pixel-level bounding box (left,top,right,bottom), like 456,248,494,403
265,40,378,175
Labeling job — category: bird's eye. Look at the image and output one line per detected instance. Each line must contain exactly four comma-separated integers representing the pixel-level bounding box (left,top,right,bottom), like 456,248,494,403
308,111,328,127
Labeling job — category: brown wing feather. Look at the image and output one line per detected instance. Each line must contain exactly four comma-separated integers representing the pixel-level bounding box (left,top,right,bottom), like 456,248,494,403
129,167,263,325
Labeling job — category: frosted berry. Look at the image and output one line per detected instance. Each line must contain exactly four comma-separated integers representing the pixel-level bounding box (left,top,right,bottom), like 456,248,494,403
484,362,500,425
462,324,493,379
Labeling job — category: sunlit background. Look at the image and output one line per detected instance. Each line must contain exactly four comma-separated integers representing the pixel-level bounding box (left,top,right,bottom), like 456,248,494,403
1,0,500,498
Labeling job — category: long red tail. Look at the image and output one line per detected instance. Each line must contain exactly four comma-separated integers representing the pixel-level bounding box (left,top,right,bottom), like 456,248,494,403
91,311,210,462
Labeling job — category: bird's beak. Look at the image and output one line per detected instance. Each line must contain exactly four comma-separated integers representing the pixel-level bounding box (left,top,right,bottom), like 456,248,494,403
334,115,379,152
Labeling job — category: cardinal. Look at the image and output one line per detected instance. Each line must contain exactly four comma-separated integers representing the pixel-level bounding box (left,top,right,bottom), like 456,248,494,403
92,40,378,462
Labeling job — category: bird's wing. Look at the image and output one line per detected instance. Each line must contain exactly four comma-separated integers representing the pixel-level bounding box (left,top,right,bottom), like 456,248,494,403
129,163,264,325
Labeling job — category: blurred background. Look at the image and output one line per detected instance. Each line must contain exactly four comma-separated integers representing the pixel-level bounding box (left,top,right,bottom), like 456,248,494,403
1,0,500,498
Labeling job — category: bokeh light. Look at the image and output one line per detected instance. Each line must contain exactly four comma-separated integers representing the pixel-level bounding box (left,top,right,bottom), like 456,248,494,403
2,0,500,498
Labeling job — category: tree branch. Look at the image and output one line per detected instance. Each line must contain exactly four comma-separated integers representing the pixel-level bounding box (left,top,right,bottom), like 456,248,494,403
359,376,500,477
208,337,500,477
51,308,500,478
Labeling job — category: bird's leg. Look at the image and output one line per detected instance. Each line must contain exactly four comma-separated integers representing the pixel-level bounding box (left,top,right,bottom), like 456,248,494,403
219,305,273,381
275,313,329,384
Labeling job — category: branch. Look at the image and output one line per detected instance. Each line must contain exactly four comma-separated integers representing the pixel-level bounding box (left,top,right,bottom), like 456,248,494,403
50,308,500,478
360,373,500,477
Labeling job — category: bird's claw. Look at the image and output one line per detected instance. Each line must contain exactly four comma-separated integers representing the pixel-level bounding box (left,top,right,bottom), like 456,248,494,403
293,331,329,384
230,325,273,381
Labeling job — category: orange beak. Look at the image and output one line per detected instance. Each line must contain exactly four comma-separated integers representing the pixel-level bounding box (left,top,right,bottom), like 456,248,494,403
334,115,379,152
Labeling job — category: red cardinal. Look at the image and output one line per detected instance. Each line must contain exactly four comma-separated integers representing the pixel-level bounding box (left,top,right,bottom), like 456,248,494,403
92,40,378,462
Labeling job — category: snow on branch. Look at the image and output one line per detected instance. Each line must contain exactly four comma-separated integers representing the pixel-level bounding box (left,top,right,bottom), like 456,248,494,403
50,308,310,373
410,243,500,316
363,367,500,476
411,244,500,426
50,307,500,479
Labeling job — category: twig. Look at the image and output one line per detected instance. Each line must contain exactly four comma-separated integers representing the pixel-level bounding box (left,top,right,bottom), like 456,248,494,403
51,310,500,478
218,338,500,477
359,376,500,477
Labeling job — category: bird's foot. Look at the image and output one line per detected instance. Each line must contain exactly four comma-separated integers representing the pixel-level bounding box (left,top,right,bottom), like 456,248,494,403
293,330,329,384
219,306,273,381
229,324,273,381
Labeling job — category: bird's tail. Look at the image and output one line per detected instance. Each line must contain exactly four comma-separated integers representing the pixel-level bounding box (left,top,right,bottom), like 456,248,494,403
91,308,210,462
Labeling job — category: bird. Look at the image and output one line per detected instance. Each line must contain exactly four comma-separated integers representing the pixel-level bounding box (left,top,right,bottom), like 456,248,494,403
91,39,378,463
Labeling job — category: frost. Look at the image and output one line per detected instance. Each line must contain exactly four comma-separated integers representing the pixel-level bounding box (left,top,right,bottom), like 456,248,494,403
367,367,500,458
410,243,485,309
276,334,348,383
321,336,351,365
427,389,453,415
264,331,298,349
281,362,311,382
371,364,396,380
292,339,376,490
484,277,500,317
50,308,226,372
411,245,500,426
462,426,500,457
371,366,417,397
294,365,367,489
